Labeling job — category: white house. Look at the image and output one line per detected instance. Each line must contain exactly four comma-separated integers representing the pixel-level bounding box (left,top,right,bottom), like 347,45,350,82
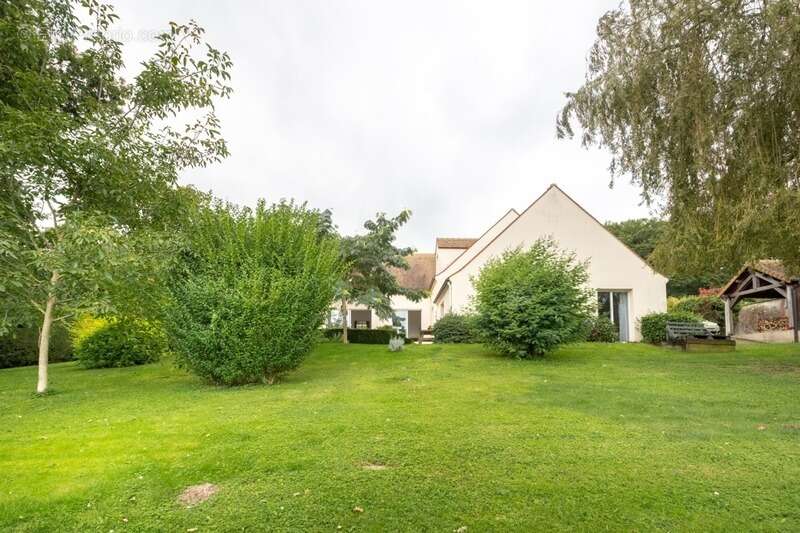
339,184,668,342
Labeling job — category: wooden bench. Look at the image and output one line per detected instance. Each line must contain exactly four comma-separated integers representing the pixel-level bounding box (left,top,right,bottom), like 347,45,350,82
665,321,736,352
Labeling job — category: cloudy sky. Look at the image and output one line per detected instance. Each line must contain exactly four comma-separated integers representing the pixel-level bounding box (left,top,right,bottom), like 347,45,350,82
113,0,654,251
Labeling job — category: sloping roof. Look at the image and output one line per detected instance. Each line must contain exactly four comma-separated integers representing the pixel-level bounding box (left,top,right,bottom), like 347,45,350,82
432,184,667,303
391,253,435,291
436,238,478,249
751,259,797,283
435,208,519,276
718,259,799,297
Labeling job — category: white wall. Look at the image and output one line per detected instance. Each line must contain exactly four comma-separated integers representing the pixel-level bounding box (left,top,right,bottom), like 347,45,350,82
431,209,519,299
437,186,667,341
435,248,464,274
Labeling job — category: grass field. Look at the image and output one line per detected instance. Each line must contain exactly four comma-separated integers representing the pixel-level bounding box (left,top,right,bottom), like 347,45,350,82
1,342,799,532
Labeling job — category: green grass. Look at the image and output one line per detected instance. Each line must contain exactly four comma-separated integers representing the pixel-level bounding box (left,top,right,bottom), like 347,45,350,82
1,342,799,532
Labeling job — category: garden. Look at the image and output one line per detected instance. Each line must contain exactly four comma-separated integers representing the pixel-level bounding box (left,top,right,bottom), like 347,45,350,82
2,342,799,531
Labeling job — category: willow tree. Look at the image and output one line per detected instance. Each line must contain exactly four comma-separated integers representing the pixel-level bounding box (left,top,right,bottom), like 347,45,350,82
0,0,231,392
559,0,800,277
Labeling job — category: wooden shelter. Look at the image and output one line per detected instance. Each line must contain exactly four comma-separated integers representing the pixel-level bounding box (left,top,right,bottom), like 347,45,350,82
718,260,799,343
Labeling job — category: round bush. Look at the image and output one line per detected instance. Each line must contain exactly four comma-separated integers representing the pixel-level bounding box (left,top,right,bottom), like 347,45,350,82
639,311,703,344
74,319,165,369
431,313,479,343
584,315,618,343
165,202,342,385
473,239,593,357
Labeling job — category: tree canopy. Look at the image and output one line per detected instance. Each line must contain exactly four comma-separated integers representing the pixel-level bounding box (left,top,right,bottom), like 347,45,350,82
559,0,800,277
336,210,424,342
0,0,232,392
605,217,728,295
605,218,667,260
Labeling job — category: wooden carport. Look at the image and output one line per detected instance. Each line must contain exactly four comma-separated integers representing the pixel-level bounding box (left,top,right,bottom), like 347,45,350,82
718,260,799,343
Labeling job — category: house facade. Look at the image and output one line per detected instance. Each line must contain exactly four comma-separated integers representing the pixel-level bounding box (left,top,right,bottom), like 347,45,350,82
338,184,668,342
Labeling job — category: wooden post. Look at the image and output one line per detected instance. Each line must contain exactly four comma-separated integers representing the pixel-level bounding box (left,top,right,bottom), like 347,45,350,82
788,285,799,343
723,296,733,337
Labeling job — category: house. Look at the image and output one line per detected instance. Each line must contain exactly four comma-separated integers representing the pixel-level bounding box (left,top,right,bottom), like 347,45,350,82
338,184,668,341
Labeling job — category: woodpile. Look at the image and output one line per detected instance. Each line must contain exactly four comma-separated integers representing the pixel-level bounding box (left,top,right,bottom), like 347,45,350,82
757,317,790,332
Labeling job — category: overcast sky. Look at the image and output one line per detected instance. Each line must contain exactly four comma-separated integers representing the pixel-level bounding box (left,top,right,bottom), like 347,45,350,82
113,0,654,251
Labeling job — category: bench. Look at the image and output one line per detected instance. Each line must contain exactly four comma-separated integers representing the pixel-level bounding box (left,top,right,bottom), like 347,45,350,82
665,321,736,352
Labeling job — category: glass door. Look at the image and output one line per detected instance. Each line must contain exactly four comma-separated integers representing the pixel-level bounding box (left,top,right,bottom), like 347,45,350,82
392,310,409,336
597,291,630,342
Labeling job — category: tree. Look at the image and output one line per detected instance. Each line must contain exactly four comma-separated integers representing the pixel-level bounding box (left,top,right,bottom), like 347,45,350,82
559,0,800,277
605,218,667,260
472,239,593,357
0,0,232,392
164,201,342,385
336,211,424,343
605,217,728,295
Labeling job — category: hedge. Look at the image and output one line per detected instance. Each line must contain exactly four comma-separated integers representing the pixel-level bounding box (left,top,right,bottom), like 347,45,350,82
431,313,479,343
640,311,703,344
0,323,73,369
323,328,401,344
73,318,166,369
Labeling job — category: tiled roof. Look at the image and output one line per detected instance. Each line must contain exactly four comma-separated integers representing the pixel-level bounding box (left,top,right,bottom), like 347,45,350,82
718,259,799,297
436,238,477,249
390,253,435,291
750,259,797,283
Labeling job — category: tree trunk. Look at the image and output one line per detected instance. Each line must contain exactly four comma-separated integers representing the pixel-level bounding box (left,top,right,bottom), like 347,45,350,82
340,300,349,344
36,272,59,394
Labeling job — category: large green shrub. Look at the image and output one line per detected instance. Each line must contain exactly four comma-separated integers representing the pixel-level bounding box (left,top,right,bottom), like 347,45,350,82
639,311,703,344
165,201,342,385
0,323,72,369
473,240,593,357
584,315,618,343
668,295,725,326
431,313,479,343
73,319,165,369
322,328,396,344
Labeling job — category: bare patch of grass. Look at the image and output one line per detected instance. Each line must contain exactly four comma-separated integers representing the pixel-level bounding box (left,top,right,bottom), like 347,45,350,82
178,483,218,507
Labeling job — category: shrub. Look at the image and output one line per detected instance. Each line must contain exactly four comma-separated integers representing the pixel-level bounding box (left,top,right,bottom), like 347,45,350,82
584,315,618,343
431,313,479,343
165,201,342,385
473,239,593,357
73,318,165,369
0,323,72,369
71,315,110,346
323,328,396,344
388,336,405,352
639,311,703,344
668,295,725,326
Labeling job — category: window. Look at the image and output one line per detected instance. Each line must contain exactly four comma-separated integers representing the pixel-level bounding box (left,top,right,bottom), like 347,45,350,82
596,291,630,342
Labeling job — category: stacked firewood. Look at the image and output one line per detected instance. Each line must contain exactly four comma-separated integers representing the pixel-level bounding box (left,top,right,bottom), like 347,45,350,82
757,317,790,332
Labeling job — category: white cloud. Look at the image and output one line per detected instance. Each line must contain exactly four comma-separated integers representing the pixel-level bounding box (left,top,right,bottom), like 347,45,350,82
112,0,656,250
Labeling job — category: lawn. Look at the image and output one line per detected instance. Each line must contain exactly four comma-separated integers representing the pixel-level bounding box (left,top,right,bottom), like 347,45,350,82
1,342,799,532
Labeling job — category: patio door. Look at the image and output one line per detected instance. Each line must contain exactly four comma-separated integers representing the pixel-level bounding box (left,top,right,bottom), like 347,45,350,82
597,291,630,342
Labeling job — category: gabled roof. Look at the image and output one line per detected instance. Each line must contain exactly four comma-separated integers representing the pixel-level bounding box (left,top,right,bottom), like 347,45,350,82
390,253,435,291
434,208,520,277
718,259,799,297
432,183,667,303
436,238,478,249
